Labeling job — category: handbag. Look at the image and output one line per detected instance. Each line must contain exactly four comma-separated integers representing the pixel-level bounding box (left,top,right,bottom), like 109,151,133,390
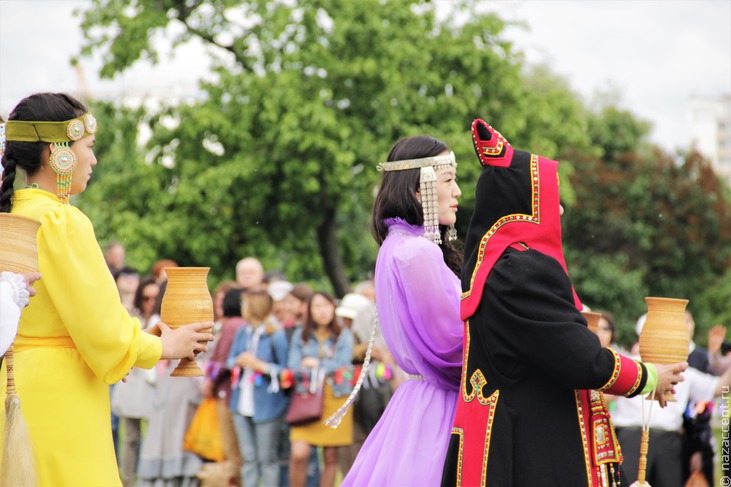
286,388,324,426
183,397,224,461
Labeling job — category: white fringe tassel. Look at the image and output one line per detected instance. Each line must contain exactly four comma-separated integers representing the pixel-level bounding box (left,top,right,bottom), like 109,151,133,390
2,346,37,486
324,312,379,428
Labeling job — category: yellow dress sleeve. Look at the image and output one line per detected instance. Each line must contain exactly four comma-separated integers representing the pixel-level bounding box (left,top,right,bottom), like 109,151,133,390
37,205,162,383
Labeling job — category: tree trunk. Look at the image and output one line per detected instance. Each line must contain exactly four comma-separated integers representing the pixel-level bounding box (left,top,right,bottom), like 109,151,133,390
316,206,350,298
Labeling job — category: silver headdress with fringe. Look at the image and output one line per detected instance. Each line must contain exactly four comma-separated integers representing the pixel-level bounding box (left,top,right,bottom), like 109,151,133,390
376,151,458,245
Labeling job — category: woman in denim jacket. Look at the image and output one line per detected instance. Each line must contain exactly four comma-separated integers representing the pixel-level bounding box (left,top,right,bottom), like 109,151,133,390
228,290,289,487
288,291,354,487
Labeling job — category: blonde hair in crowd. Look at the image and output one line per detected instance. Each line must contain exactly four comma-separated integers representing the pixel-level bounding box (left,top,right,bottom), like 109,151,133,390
244,291,277,335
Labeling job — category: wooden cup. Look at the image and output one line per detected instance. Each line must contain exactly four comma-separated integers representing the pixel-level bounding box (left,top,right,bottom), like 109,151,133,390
581,311,602,335
0,214,41,274
160,267,213,377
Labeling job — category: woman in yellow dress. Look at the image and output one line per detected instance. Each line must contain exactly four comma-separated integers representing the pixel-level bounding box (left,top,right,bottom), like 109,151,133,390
0,92,214,487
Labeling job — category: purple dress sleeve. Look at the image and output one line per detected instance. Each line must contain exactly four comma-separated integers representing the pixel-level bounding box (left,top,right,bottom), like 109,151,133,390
342,219,464,486
383,233,463,390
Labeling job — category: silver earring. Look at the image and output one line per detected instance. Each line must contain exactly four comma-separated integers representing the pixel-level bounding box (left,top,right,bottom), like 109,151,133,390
447,225,457,242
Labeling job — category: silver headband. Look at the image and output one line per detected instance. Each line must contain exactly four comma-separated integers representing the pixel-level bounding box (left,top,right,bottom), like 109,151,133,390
376,151,457,172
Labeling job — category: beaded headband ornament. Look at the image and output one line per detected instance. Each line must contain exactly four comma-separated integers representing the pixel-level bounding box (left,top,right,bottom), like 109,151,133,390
377,151,458,244
2,113,98,204
3,113,98,143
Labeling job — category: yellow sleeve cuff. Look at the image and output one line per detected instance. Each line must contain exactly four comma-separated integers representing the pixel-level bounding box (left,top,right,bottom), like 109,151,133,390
134,332,163,369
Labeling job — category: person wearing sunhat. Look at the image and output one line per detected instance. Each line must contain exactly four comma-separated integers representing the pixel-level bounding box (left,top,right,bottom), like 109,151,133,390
268,280,295,324
336,293,377,357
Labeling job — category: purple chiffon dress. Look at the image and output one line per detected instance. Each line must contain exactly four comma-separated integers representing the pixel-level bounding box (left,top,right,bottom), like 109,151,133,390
342,218,463,486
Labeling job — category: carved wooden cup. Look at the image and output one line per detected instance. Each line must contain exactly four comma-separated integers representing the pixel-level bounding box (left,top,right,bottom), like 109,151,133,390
637,297,689,487
160,267,213,377
639,297,690,401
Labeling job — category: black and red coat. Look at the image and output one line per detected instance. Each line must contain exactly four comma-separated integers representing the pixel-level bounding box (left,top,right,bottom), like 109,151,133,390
442,120,649,487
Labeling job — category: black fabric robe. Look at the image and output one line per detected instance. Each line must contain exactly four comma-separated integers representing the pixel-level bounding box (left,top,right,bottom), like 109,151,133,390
443,247,646,485
443,119,648,487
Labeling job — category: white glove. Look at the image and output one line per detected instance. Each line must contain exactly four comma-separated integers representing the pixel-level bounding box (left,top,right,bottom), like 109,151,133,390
0,272,27,356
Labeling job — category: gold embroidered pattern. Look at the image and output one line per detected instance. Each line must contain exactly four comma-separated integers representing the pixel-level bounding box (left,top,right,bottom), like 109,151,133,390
606,400,624,465
626,360,644,397
598,348,621,392
461,369,500,486
461,320,472,401
574,391,594,487
590,392,622,465
481,392,499,487
608,424,623,466
452,427,464,487
471,123,511,159
590,390,604,414
463,369,498,406
462,154,541,300
463,368,481,402
480,129,507,156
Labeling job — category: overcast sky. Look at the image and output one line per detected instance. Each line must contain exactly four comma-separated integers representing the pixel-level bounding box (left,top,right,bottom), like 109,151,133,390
1,0,729,153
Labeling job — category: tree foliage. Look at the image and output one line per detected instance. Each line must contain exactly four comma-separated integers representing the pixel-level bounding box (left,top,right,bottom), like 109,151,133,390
76,0,731,336
564,107,731,345
76,0,543,293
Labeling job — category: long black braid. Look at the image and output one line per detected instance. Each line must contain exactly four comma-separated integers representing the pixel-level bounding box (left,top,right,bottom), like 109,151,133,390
0,148,17,214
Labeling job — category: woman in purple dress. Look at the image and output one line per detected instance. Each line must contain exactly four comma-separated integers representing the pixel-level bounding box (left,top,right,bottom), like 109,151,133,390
341,136,464,485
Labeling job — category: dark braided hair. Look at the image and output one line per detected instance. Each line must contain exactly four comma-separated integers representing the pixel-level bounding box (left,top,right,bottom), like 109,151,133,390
371,136,464,277
0,93,87,213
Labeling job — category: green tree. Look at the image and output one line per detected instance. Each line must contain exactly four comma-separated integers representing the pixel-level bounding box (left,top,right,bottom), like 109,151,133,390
695,268,731,342
78,0,730,323
563,107,731,343
76,0,539,294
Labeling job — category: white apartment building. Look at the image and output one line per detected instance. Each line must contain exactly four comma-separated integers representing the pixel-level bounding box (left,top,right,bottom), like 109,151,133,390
686,94,731,181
